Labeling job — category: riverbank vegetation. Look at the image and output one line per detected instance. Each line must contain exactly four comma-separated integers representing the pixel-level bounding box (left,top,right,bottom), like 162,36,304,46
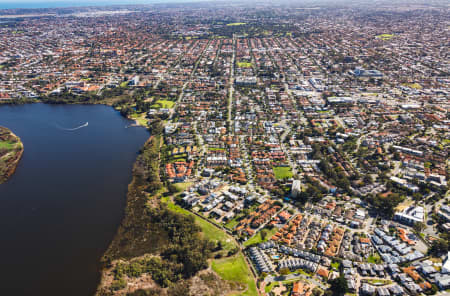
97,120,245,296
162,196,237,253
31,85,177,128
0,92,255,295
0,82,179,130
0,126,24,184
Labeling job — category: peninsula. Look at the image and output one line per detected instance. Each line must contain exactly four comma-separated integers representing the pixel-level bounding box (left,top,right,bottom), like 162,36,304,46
0,126,23,184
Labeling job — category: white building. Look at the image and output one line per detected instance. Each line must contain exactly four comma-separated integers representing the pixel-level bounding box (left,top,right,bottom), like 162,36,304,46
291,180,302,198
443,252,450,274
394,206,424,226
438,205,450,222
390,176,419,193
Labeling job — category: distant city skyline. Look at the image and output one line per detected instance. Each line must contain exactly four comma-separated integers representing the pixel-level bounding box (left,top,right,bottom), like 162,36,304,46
0,0,209,9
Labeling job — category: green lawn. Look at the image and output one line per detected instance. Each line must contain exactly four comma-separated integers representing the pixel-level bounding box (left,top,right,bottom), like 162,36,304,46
366,279,392,285
331,261,340,270
368,253,382,264
151,99,175,109
243,227,278,247
170,158,186,163
163,198,236,251
402,83,422,90
265,281,279,293
237,62,253,68
273,166,293,180
212,254,257,296
120,81,129,88
376,33,394,40
296,268,314,277
169,153,188,163
224,215,242,230
0,141,15,150
226,22,246,26
209,147,226,151
173,182,192,192
130,113,148,127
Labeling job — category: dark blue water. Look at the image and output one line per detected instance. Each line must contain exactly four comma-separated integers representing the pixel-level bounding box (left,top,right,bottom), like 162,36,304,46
0,104,149,296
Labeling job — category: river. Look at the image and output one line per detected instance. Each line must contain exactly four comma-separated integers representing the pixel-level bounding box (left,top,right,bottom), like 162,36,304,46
0,103,149,296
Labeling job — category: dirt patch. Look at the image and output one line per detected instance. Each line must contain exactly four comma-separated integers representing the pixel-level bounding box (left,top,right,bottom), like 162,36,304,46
189,268,242,296
97,260,237,296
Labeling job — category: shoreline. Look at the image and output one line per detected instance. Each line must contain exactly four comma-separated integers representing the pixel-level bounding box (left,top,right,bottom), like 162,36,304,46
0,127,24,184
0,100,149,128
0,101,169,295
0,100,246,295
95,126,162,296
0,101,148,294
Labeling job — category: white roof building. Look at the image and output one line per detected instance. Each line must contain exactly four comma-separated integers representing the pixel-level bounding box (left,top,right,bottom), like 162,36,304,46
443,252,450,274
394,206,424,226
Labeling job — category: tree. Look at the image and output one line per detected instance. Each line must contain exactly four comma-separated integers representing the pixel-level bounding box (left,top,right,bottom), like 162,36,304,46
363,174,373,185
313,287,323,296
120,106,133,117
168,280,190,296
111,278,127,291
127,288,163,296
428,239,449,257
428,284,439,295
260,229,268,241
412,192,422,202
371,193,404,218
168,183,178,194
413,222,425,233
227,247,238,256
328,275,348,296
279,267,290,275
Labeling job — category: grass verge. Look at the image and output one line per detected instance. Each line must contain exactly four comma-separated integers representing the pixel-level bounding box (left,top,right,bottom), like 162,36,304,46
212,254,257,296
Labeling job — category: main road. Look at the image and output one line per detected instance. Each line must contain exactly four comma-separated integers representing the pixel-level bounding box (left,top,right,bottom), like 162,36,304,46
228,34,236,133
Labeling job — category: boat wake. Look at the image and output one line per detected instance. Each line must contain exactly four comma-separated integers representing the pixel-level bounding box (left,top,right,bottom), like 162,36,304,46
57,122,89,131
